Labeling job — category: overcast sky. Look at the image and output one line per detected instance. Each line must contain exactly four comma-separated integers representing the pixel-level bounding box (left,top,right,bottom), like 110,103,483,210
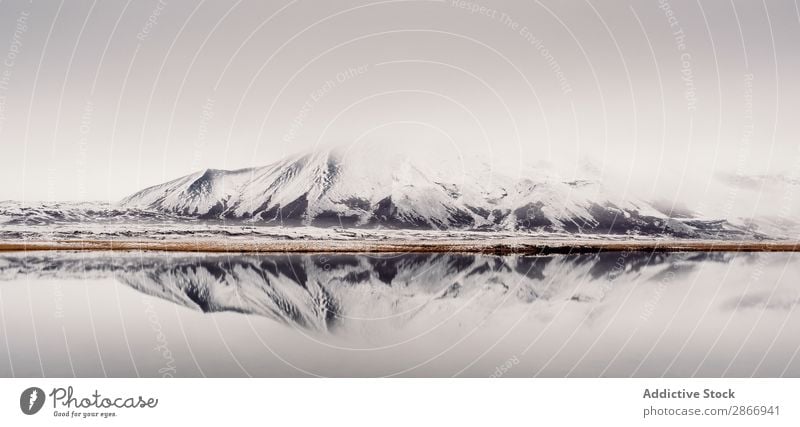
0,0,798,201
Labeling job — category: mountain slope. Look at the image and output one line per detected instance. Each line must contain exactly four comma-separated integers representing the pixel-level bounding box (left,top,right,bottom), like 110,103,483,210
119,148,759,238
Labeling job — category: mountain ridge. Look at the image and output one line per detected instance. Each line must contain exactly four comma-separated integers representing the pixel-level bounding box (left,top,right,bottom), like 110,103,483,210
118,147,757,238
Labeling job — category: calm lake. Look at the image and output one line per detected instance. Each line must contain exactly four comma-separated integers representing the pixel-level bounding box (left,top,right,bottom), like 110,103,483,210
0,251,798,377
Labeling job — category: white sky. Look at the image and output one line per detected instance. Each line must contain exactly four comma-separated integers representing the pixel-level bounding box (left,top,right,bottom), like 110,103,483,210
0,0,798,201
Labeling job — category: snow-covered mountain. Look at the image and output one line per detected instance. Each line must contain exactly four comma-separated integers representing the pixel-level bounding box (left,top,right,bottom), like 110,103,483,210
0,200,181,225
119,147,758,238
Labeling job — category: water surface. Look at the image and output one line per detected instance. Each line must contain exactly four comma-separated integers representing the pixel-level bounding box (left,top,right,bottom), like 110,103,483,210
0,251,798,377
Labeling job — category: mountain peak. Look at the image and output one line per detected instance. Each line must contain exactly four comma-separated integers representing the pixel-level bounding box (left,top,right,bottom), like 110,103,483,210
117,148,756,237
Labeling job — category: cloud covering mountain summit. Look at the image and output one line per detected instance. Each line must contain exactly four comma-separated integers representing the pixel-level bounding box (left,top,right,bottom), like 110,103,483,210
119,148,758,238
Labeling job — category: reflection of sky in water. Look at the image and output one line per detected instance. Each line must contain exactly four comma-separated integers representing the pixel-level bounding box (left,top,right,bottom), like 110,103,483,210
0,251,798,378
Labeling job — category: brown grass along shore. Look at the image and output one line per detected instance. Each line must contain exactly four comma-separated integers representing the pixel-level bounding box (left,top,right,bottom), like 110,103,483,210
1,239,798,254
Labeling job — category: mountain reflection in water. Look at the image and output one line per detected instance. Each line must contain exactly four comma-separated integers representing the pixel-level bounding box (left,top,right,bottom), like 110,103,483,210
0,251,798,377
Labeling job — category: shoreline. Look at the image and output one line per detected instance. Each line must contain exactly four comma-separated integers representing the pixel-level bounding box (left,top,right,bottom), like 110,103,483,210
1,239,799,254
